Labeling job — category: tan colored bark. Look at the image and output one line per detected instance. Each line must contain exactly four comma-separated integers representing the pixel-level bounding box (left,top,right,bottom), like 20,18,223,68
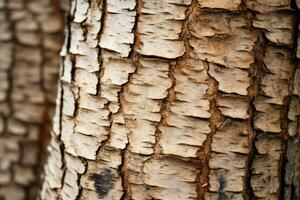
0,0,63,199
41,0,300,200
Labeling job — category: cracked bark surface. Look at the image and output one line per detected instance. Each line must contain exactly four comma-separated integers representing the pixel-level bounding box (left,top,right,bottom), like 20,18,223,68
41,0,300,200
0,0,64,199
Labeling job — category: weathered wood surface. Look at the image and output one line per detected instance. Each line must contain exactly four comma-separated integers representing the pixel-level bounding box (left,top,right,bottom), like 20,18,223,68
41,0,300,200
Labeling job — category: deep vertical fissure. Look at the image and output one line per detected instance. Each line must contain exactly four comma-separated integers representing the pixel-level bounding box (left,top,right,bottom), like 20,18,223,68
279,1,300,199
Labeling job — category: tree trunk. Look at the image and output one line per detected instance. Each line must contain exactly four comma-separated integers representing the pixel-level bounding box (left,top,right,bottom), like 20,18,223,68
0,0,63,199
41,0,300,199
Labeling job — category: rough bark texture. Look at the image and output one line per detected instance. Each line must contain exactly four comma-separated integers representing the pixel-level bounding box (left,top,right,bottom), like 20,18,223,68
41,0,300,200
0,0,63,199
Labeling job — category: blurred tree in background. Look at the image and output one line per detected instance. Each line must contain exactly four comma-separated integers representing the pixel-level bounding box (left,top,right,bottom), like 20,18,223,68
0,0,64,199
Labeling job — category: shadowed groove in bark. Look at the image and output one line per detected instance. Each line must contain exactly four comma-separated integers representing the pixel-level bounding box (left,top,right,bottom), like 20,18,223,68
94,0,106,96
93,0,109,158
279,1,300,199
152,61,176,156
48,0,77,197
198,60,223,200
184,2,226,199
119,0,142,199
242,10,268,197
153,0,199,156
117,50,140,200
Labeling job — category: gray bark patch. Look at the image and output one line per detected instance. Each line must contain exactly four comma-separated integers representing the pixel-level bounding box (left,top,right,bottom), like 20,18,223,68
89,169,114,198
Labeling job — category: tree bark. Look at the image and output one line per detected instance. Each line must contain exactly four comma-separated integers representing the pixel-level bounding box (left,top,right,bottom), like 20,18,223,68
0,0,63,199
41,0,300,200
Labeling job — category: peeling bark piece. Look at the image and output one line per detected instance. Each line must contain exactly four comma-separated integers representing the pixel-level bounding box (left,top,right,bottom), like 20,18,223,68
61,116,76,155
198,0,242,10
79,91,107,111
209,64,250,95
251,135,282,199
128,119,156,155
245,0,291,13
65,153,86,174
61,170,80,200
73,2,102,72
71,133,102,160
190,32,256,69
217,95,249,119
52,84,62,135
99,0,136,57
254,98,282,133
123,60,171,119
253,11,294,45
261,76,289,105
130,185,151,200
101,53,135,86
137,0,190,58
159,118,210,157
75,69,98,95
172,59,210,118
142,158,198,200
107,122,129,150
100,50,135,103
42,138,64,190
208,120,249,197
127,59,172,100
62,84,77,117
41,182,59,200
73,0,89,23
122,59,172,155
190,10,257,69
75,50,99,72
190,11,248,38
69,23,87,55
262,46,293,105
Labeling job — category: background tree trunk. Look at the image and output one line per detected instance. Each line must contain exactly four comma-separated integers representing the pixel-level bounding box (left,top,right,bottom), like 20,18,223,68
41,0,300,199
0,0,63,199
